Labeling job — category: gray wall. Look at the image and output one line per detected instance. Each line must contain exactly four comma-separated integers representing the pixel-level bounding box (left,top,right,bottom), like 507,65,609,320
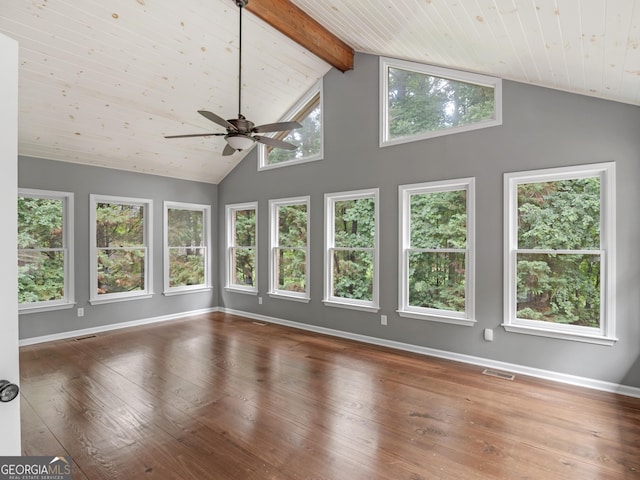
218,53,640,388
18,157,218,339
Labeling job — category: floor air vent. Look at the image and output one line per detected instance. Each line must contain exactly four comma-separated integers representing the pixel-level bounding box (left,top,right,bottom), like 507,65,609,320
252,321,268,326
74,335,97,341
482,369,516,381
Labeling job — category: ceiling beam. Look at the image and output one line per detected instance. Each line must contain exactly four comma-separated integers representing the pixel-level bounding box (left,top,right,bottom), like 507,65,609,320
245,0,354,73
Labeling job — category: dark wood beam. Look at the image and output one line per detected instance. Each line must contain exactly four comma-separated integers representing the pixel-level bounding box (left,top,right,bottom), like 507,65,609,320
245,0,354,72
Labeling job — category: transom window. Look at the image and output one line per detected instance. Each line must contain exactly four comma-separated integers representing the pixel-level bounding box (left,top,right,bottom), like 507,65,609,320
268,196,310,302
18,188,74,313
398,178,475,325
90,194,153,304
226,202,258,293
324,189,379,312
164,202,211,295
503,163,616,345
380,57,501,147
258,81,323,170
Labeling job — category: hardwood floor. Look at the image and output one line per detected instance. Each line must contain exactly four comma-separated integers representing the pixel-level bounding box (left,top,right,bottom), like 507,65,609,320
20,312,640,479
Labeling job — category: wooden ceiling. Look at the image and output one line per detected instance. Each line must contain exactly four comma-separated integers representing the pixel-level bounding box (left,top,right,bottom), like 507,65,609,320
1,0,639,184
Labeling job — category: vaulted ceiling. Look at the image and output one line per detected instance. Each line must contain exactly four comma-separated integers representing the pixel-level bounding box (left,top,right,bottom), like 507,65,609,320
2,1,639,184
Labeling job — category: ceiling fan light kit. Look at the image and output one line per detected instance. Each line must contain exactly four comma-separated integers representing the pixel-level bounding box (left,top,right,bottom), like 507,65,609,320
165,0,301,156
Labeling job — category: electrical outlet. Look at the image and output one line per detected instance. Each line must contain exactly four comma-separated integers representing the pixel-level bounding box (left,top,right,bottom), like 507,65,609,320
258,297,263,305
484,328,494,341
381,314,387,326
77,308,84,317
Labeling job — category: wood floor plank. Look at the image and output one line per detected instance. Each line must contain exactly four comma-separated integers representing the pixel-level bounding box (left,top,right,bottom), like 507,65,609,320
19,312,640,479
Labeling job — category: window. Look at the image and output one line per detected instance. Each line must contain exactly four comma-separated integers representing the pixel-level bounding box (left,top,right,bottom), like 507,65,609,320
18,189,74,313
164,202,211,295
503,163,616,345
258,81,323,170
268,196,310,302
324,189,379,312
226,202,258,294
90,195,153,304
380,57,501,147
398,178,475,326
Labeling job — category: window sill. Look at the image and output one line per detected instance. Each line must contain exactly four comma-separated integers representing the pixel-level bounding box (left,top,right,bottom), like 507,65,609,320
19,302,76,315
397,310,476,327
268,292,310,303
89,293,153,306
323,299,379,313
502,323,617,346
258,155,323,172
225,286,258,295
163,286,213,297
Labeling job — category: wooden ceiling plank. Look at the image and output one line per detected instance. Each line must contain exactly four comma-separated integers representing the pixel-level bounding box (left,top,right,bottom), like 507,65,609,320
245,0,354,72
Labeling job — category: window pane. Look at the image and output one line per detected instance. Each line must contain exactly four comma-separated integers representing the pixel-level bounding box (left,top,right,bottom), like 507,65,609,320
408,251,465,312
332,249,373,301
234,209,256,247
278,204,307,247
410,190,466,248
276,248,306,292
18,197,63,249
96,203,144,247
168,209,203,247
18,250,64,303
388,67,495,139
334,198,375,248
517,178,600,250
232,247,255,286
169,247,205,287
516,253,600,327
268,96,321,165
97,249,145,294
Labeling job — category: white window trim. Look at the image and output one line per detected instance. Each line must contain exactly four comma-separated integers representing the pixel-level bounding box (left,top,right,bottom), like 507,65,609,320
163,201,212,296
503,162,617,345
397,178,476,326
379,57,502,148
324,188,380,313
258,80,324,171
89,194,153,305
268,196,310,302
18,188,75,314
225,201,258,295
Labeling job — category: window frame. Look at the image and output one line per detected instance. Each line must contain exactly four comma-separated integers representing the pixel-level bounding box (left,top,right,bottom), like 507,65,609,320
225,202,258,295
163,201,212,296
268,196,310,302
379,57,502,148
89,194,153,305
18,188,75,314
323,188,380,313
258,80,324,170
398,178,476,326
503,162,616,345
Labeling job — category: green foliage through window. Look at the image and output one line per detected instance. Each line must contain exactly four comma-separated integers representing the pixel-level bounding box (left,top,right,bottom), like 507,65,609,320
274,203,307,294
516,177,601,327
18,195,66,304
167,207,206,288
231,208,256,287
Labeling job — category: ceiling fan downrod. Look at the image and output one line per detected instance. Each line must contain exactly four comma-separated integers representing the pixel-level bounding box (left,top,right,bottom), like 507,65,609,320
235,0,248,119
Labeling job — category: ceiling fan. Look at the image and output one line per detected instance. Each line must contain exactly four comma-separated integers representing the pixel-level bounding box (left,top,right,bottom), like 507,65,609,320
165,0,302,156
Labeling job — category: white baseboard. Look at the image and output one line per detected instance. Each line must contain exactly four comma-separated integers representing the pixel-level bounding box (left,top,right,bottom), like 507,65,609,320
19,307,220,347
220,307,640,399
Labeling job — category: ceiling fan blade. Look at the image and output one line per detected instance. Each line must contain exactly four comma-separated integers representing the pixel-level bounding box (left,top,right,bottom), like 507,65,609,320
254,135,298,151
164,133,226,138
222,143,236,156
198,110,236,130
252,121,302,133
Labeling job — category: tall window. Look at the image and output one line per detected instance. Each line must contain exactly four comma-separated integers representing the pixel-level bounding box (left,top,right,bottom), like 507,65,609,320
18,189,74,313
380,57,501,147
324,189,379,312
90,195,153,304
164,202,211,295
226,202,258,293
258,81,323,170
504,163,616,345
269,196,310,302
398,178,475,325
